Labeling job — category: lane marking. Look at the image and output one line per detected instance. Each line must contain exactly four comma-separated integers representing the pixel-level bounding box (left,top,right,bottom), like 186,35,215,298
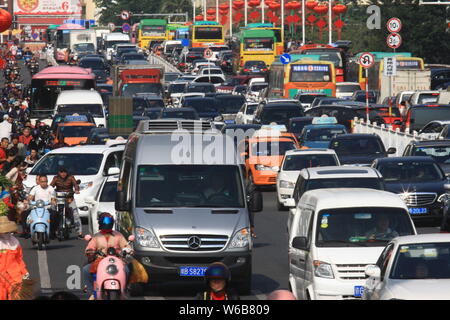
37,250,52,290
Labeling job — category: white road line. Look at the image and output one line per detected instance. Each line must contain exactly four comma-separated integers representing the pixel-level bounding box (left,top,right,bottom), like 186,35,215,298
37,250,52,290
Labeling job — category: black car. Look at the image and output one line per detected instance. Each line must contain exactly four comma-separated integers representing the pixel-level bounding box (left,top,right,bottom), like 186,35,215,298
142,107,164,119
287,117,314,140
253,103,304,127
79,57,109,83
431,68,450,90
372,156,447,225
329,133,396,166
120,53,146,64
214,94,246,117
305,105,358,132
96,84,113,107
218,52,234,73
184,83,216,94
351,90,379,104
73,43,96,60
181,97,220,120
50,112,96,134
133,94,165,109
159,107,199,120
403,140,450,175
113,48,138,64
241,60,268,76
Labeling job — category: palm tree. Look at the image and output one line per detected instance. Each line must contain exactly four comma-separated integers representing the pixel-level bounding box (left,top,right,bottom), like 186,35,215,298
160,0,193,14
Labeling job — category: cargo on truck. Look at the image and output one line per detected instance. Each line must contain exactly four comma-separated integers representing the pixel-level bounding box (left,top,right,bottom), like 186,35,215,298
69,30,97,59
379,69,431,103
111,64,165,97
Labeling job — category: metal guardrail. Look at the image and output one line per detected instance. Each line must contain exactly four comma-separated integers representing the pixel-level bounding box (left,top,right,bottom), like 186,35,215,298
353,118,430,157
147,53,180,73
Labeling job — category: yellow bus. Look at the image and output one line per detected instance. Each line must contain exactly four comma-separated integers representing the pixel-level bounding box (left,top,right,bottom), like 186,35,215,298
239,29,276,70
241,23,283,55
138,19,168,49
189,21,225,48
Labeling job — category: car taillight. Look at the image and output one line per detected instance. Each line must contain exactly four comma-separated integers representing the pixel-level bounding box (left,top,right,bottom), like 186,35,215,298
262,68,268,71
336,69,343,75
427,105,439,107
244,69,250,72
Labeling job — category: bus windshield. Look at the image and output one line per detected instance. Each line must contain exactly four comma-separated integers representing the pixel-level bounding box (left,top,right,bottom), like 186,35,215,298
244,38,274,51
142,25,166,36
290,64,332,82
56,30,70,48
194,27,222,40
304,51,343,68
122,83,163,97
31,79,96,112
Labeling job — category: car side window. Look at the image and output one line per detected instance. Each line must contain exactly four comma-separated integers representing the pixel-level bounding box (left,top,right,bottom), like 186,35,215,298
375,243,395,281
103,151,123,175
294,176,305,203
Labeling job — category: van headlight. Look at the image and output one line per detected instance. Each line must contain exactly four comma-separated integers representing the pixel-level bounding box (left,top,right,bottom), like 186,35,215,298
229,228,251,249
280,180,295,189
135,227,160,248
313,260,334,279
79,181,93,191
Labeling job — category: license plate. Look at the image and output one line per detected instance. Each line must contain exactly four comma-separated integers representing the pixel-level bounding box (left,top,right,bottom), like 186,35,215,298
252,70,259,73
409,207,428,215
179,266,208,277
354,286,364,297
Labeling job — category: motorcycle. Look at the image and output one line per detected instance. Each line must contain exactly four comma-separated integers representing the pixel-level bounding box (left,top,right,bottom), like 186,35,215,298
84,234,135,300
27,200,51,250
55,191,75,241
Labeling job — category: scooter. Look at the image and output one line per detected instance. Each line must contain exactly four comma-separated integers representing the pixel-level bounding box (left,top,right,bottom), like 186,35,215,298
84,235,135,300
27,200,51,250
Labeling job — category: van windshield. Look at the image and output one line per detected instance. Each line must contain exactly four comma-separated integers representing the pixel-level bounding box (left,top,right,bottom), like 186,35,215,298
136,165,245,208
316,207,414,247
57,104,103,117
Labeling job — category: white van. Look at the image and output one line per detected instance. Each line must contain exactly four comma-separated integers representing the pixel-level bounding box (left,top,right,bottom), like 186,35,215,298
55,90,107,127
162,40,182,56
103,33,131,61
288,188,416,300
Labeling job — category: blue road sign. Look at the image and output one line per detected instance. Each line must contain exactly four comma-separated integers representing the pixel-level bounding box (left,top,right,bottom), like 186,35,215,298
280,53,292,65
32,33,39,40
181,38,190,47
122,23,131,32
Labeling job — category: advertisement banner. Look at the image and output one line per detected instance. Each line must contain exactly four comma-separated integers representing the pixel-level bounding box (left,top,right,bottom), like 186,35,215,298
14,0,82,15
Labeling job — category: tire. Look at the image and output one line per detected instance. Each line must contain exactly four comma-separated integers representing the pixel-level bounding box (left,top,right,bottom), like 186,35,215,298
63,228,70,240
277,199,287,211
128,283,146,297
105,290,121,300
37,232,44,251
57,229,63,242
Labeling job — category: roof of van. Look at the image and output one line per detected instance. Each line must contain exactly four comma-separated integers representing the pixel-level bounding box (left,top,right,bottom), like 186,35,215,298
133,133,239,165
301,165,382,179
56,90,102,104
105,33,130,39
300,188,407,211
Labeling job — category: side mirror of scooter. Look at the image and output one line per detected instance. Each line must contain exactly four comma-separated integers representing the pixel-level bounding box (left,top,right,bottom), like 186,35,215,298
84,234,92,242
128,235,135,242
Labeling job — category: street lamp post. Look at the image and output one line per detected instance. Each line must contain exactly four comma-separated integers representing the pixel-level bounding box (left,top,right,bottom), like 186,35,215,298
302,0,305,45
328,0,332,44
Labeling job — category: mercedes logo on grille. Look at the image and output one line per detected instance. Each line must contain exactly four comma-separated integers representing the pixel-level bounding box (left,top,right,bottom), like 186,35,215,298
187,236,201,250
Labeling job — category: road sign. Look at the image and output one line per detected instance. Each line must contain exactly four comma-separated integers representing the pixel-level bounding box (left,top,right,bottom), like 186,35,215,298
358,52,375,68
387,18,402,33
383,56,397,77
387,33,402,49
280,53,292,65
181,38,190,47
32,33,39,40
122,23,131,32
108,22,116,32
204,48,214,59
121,11,131,20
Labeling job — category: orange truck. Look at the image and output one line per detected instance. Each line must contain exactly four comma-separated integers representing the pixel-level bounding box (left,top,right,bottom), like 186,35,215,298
111,64,165,97
55,121,96,146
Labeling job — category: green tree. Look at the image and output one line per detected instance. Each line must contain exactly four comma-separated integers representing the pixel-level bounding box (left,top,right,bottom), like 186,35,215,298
94,0,162,26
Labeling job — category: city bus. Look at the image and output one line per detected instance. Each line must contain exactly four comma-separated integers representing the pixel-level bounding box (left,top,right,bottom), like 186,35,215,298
54,23,86,62
268,58,336,98
30,66,96,121
296,44,346,82
138,19,168,49
239,29,276,70
241,23,283,55
189,21,225,47
175,27,189,40
167,23,186,40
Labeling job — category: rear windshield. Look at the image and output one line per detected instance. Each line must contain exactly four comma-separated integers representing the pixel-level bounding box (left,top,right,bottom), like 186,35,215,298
330,138,384,155
337,84,361,93
185,85,216,93
251,141,297,156
412,146,450,164
304,127,347,141
283,154,338,171
184,99,218,113
57,104,103,117
410,107,450,129
306,177,384,191
417,93,439,105
261,108,304,125
215,96,246,114
377,161,444,182
298,95,326,104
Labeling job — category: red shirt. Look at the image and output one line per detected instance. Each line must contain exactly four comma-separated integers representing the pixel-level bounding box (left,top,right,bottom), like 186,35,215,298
210,291,227,300
19,135,33,146
0,147,6,160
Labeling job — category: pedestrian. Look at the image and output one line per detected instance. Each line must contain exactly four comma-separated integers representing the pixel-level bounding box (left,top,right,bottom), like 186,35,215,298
195,262,240,300
25,148,39,167
0,149,16,175
19,127,33,147
0,115,12,140
8,133,26,158
0,215,31,300
0,137,9,161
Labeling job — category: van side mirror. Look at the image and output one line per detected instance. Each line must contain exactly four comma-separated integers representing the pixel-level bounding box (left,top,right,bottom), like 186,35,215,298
387,147,397,155
292,236,308,250
365,265,381,278
107,167,120,176
115,191,131,211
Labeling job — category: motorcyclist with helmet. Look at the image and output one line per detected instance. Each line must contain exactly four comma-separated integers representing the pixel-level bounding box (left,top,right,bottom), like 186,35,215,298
83,213,133,300
195,262,240,300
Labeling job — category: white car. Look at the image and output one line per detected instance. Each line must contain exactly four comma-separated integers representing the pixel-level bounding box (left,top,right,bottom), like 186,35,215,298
418,120,450,140
191,62,216,75
363,234,450,300
336,82,362,99
276,149,340,210
197,67,225,77
235,102,258,125
245,82,268,101
23,140,126,218
192,75,225,87
85,175,118,234
248,77,266,88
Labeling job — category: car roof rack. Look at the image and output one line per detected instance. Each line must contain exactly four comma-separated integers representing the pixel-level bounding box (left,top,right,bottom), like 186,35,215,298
135,120,217,134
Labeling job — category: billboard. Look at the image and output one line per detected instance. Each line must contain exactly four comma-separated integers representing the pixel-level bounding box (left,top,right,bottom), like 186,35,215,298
14,0,82,15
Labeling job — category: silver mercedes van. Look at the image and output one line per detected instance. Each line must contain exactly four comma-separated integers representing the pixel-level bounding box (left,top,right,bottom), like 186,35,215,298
115,120,262,294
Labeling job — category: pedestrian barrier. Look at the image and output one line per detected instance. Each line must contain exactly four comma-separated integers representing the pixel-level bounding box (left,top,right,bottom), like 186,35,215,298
353,118,430,156
147,53,180,73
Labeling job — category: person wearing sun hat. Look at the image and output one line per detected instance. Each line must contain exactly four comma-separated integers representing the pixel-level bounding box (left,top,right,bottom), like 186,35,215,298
0,214,30,300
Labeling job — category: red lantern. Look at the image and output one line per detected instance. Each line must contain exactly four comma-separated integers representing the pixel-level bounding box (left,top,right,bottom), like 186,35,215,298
233,0,245,9
313,4,328,14
306,0,318,10
268,2,281,10
289,1,301,10
285,2,293,10
265,0,273,4
219,9,228,15
0,9,12,33
207,8,216,15
248,0,261,7
332,4,347,14
195,14,204,21
219,3,229,10
207,15,216,21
